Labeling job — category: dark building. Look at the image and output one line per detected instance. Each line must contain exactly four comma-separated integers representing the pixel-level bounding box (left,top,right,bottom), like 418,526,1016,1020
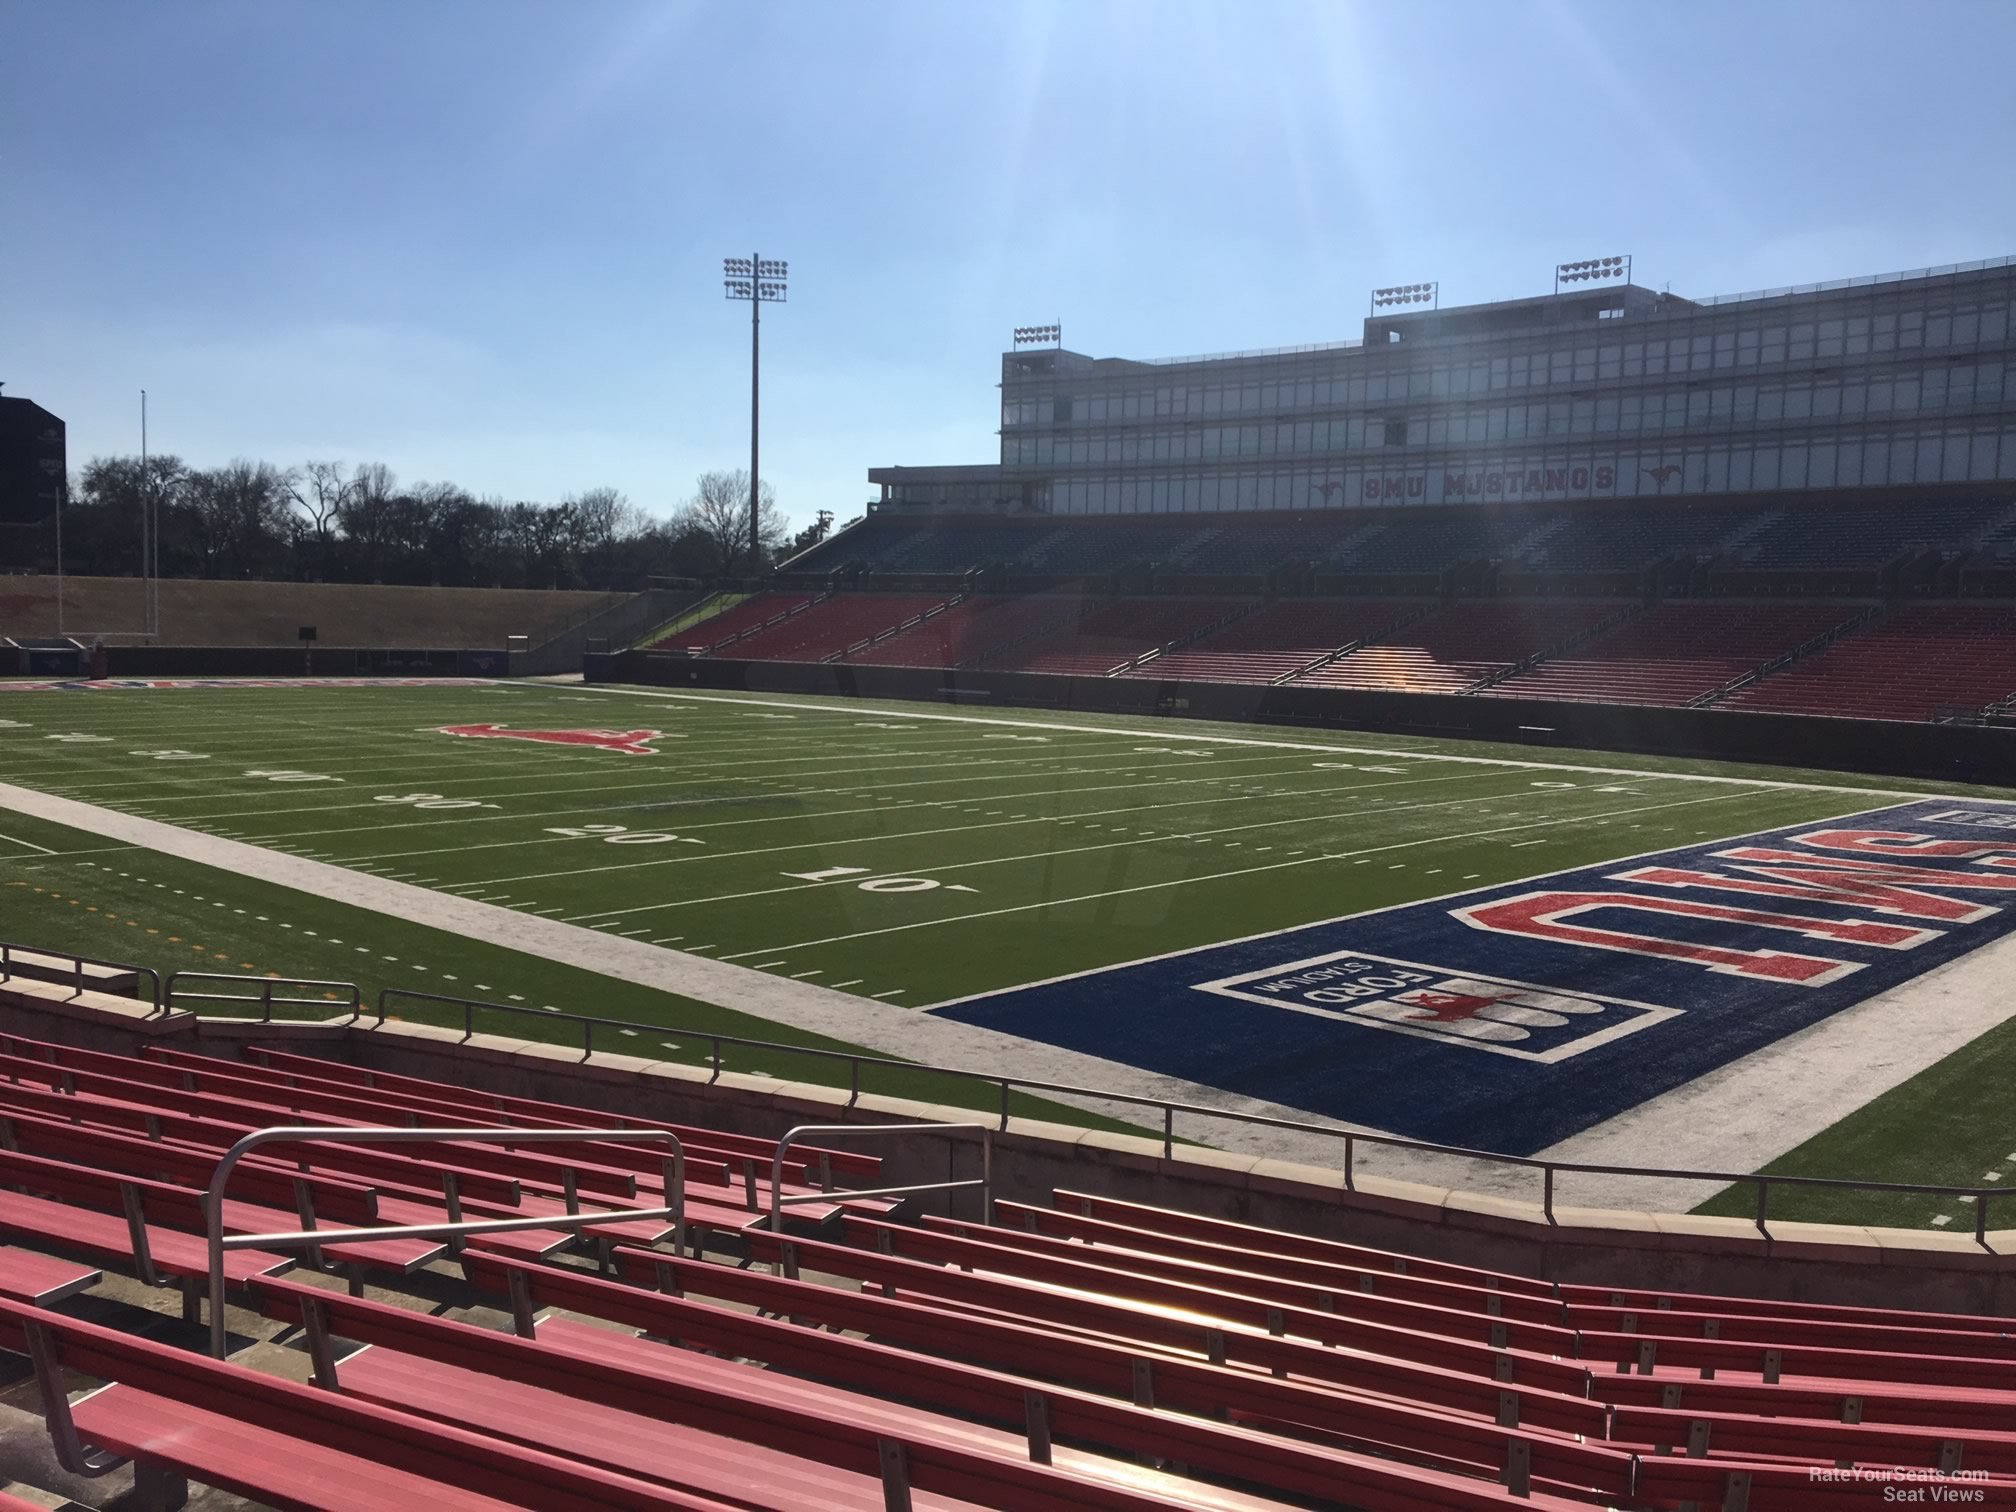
0,392,67,526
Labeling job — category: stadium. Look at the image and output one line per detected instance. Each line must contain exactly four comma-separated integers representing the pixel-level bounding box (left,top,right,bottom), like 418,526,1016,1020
7,226,2016,1511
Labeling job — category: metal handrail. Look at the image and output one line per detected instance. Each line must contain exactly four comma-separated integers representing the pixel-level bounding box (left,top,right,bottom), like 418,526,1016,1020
203,1124,685,1357
166,969,361,1022
768,1122,990,1232
0,940,161,1012
358,986,2004,1246
9,958,1987,1249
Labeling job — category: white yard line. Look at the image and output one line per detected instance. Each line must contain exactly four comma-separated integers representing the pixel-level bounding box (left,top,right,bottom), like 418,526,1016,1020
545,768,1548,913
588,686,1993,801
727,787,1777,962
556,773,1614,924
0,774,1495,1165
922,795,1899,1008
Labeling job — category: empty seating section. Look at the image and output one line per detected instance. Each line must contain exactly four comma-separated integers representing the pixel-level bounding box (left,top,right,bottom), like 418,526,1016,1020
1520,505,1755,571
980,598,1246,676
881,522,1065,573
1294,599,1621,693
847,593,1075,668
1324,512,1505,573
792,496,2016,583
646,591,814,651
0,1019,2014,1507
1007,521,1209,574
1129,598,1423,683
1166,520,1351,574
1736,500,2005,568
717,593,946,662
1484,602,1853,706
1723,605,2016,720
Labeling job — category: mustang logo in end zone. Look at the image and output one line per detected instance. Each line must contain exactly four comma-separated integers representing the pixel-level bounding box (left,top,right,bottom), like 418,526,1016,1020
936,798,2016,1153
1194,953,1676,1062
437,724,666,756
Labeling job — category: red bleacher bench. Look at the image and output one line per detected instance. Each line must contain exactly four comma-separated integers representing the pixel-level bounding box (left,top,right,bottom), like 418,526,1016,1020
0,1245,100,1306
0,1295,738,1512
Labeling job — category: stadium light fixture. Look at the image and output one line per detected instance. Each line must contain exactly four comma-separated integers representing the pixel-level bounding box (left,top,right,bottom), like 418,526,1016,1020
723,255,788,574
1369,282,1437,315
1555,254,1631,294
1013,323,1061,348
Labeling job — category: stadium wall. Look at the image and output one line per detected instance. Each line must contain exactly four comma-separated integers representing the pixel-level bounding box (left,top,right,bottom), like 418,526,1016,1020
7,980,2014,1314
588,650,2016,786
7,643,509,677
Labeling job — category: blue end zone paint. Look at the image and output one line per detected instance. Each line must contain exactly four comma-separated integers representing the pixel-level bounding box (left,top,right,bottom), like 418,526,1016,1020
937,799,2016,1153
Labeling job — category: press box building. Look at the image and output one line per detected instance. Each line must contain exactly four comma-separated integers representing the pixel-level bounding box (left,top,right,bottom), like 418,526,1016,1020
867,256,2016,521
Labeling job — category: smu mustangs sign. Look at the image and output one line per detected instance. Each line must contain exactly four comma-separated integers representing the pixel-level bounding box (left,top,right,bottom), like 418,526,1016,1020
937,799,2016,1152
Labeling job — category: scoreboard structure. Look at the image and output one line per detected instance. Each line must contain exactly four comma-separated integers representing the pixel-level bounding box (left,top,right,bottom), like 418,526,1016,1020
0,393,66,526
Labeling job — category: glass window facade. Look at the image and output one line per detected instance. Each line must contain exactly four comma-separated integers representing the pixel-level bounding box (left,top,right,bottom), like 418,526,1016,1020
883,262,2016,516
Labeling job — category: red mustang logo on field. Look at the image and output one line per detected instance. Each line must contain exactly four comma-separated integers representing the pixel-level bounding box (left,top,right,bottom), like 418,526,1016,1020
436,724,666,756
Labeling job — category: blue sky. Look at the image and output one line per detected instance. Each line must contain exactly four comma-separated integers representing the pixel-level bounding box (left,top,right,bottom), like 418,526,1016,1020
5,0,2014,530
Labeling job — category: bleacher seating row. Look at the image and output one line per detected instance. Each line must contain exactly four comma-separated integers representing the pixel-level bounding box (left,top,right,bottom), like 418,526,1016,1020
1724,604,2016,721
653,588,2016,719
0,1023,2013,1508
790,496,2016,580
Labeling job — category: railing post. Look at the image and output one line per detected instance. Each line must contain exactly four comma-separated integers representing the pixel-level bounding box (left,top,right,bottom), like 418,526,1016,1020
1976,1191,1989,1248
1754,1178,1770,1239
710,1037,723,1083
1161,1104,1174,1159
583,1019,594,1058
261,979,273,1023
848,1058,861,1108
998,1079,1011,1132
1343,1134,1355,1192
1542,1166,1555,1226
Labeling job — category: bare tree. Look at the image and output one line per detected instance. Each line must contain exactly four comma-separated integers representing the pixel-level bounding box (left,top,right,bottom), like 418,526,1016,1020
185,460,294,577
289,460,351,577
339,463,399,579
567,487,644,550
679,469,788,574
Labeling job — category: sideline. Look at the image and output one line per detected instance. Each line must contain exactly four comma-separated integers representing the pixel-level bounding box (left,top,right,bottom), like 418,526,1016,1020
587,684,1996,801
0,777,1428,1171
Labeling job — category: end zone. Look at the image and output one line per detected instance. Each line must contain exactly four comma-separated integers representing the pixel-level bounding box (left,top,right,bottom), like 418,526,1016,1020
935,798,2016,1154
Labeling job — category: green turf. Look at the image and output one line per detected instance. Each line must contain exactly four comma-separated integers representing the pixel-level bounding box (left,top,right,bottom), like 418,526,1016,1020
1691,1010,2016,1232
0,807,1139,1132
0,680,1980,1005
4,677,2014,1223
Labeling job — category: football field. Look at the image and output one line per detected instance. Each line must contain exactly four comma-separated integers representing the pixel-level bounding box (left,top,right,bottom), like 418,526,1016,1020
0,677,1944,1003
5,676,2016,1226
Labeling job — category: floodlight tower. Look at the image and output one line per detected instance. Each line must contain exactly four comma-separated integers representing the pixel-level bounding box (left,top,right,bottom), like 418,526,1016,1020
1369,282,1438,317
1554,255,1631,295
723,255,787,575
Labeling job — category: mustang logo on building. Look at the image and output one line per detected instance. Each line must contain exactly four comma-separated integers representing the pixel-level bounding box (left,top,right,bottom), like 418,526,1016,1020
436,724,666,756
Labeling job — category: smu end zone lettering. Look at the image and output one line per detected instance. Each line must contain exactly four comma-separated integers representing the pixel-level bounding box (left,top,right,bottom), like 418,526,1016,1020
936,798,2016,1151
1455,823,2016,985
437,724,665,756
